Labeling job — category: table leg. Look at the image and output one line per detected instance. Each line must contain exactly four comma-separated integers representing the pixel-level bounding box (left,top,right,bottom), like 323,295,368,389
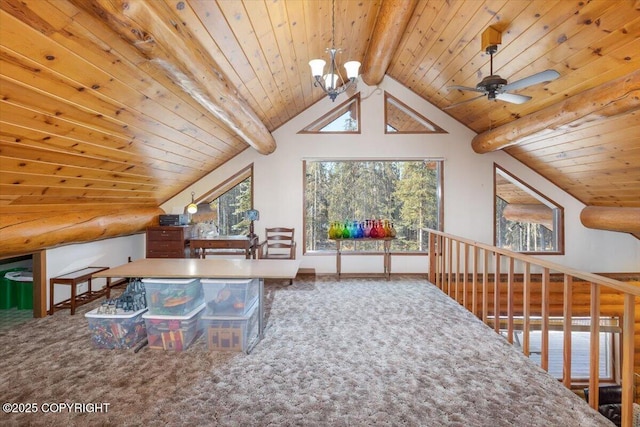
49,280,54,315
70,283,76,315
258,278,264,339
105,278,111,299
336,240,342,281
384,240,391,281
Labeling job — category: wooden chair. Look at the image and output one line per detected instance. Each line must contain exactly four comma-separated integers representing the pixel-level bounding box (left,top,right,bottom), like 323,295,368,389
257,227,296,284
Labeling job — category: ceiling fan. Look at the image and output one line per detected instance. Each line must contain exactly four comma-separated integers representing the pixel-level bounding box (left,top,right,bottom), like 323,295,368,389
446,28,560,109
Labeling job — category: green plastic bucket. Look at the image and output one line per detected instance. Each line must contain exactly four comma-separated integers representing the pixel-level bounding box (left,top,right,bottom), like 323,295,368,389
5,270,33,310
0,268,27,309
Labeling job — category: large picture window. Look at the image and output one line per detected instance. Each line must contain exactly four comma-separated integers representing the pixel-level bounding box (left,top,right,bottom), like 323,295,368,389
303,159,443,253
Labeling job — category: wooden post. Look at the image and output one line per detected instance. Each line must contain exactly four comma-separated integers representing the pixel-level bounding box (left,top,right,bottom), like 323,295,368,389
428,231,436,284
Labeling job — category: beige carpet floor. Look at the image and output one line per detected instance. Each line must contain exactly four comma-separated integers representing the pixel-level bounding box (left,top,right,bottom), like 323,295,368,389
0,275,612,426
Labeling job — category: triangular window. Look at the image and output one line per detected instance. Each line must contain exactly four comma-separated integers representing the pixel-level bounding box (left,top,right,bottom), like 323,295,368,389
299,94,360,133
384,92,446,134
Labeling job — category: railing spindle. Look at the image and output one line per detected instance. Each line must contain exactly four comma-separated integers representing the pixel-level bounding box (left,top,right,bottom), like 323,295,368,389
482,248,488,324
472,246,478,317
541,268,550,372
562,274,573,388
494,253,501,334
588,282,601,410
621,294,636,427
463,242,469,309
523,262,531,357
455,240,460,303
447,237,453,297
507,257,514,345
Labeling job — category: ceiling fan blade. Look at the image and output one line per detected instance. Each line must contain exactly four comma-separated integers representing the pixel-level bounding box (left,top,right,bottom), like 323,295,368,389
501,69,560,92
443,94,486,110
448,85,486,93
495,92,531,104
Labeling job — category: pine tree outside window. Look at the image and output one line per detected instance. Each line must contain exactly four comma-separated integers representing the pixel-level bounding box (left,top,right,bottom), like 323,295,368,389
303,159,443,253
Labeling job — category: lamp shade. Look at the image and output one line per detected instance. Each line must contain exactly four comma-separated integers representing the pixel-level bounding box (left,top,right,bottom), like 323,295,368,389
323,73,339,90
246,209,260,221
344,61,361,79
309,59,326,77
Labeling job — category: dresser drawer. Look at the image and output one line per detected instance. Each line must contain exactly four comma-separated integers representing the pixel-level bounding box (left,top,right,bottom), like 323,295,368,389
147,240,185,251
147,228,185,241
146,226,191,259
146,248,185,258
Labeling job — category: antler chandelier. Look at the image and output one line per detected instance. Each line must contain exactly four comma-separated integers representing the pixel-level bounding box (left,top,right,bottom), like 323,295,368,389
308,0,361,102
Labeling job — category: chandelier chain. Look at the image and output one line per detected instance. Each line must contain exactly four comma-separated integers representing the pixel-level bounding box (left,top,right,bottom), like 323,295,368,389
308,0,360,102
331,0,336,49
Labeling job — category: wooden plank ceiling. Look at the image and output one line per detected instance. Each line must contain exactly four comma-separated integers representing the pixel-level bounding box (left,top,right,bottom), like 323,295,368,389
1,0,639,256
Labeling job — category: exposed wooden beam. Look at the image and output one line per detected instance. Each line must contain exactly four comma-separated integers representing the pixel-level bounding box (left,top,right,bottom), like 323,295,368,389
360,0,418,86
502,204,553,230
74,0,276,155
471,69,640,154
0,206,163,258
580,206,640,238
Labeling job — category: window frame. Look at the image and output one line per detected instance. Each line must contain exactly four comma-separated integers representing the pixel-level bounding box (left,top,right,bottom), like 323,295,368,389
302,158,444,255
298,94,361,134
494,164,564,255
384,92,447,134
188,164,254,236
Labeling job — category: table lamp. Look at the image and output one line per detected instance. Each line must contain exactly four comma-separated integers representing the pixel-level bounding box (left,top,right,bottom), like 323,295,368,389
246,209,259,238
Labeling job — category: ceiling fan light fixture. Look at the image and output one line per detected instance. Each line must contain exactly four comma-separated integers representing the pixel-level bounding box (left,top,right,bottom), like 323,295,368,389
309,0,360,102
446,28,560,109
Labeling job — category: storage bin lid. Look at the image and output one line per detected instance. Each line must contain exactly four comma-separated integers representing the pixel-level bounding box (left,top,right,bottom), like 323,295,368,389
201,300,258,321
4,271,33,281
85,307,148,319
142,303,205,320
141,278,199,285
201,278,253,284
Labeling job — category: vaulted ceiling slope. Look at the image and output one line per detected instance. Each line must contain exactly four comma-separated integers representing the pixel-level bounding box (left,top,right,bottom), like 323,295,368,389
1,0,639,257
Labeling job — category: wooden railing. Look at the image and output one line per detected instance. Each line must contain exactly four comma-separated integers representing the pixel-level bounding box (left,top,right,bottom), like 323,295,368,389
426,229,639,427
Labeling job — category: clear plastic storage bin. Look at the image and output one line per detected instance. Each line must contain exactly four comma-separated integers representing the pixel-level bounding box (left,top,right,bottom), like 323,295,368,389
85,307,148,349
142,278,203,316
201,278,258,316
143,303,205,351
200,301,259,353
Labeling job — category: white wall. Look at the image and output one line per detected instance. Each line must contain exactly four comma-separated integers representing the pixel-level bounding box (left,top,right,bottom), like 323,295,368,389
46,234,145,308
157,76,638,274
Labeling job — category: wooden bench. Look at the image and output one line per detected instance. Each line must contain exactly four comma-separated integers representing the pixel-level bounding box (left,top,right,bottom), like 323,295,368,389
49,266,111,315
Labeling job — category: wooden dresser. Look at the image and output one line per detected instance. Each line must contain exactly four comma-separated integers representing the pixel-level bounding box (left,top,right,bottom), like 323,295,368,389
146,226,191,258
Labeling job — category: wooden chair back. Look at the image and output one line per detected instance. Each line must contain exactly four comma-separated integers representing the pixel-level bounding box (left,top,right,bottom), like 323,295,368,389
259,227,296,260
